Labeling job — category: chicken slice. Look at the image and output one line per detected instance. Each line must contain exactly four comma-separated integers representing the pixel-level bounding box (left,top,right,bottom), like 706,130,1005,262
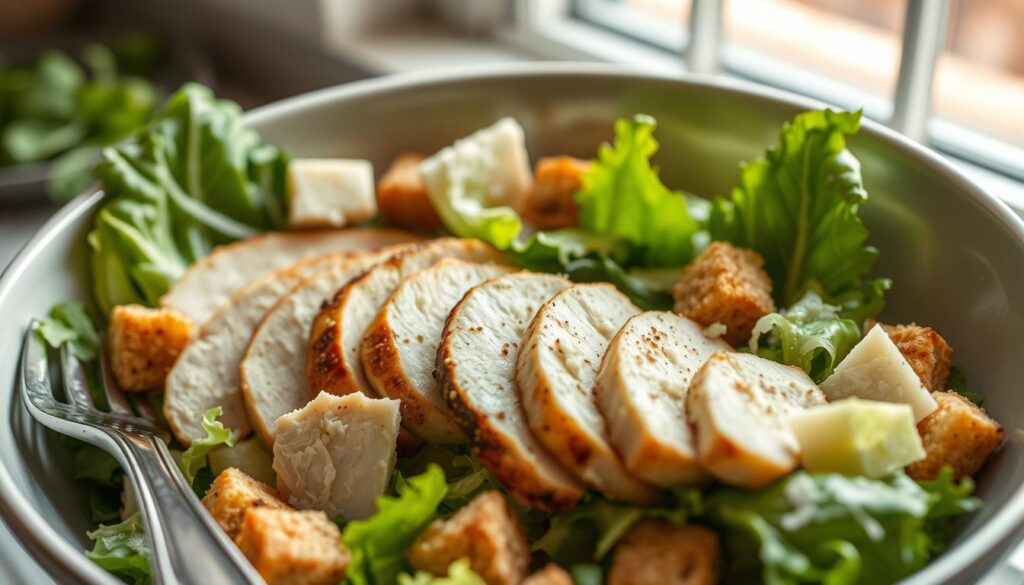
686,352,827,489
516,283,656,503
437,272,584,512
596,311,730,488
361,259,514,444
165,251,375,444
273,391,400,521
240,250,395,446
307,238,502,399
160,228,419,324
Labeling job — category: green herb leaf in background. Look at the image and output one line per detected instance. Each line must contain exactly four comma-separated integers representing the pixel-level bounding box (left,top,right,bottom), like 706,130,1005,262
0,42,159,200
749,291,861,382
90,83,290,315
344,465,449,585
711,109,884,317
706,470,980,585
85,513,152,585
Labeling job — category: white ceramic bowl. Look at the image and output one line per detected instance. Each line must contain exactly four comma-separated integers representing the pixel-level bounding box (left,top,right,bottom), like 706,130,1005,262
1,63,1022,584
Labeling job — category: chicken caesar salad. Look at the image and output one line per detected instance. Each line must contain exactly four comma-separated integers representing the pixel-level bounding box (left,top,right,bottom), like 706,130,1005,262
34,83,1003,585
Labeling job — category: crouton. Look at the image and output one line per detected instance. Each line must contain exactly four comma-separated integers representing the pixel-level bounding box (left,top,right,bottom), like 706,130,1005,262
202,467,290,539
520,156,590,229
881,323,953,393
607,521,719,585
407,491,529,585
672,242,774,346
376,153,442,230
523,564,573,585
906,390,1003,481
108,304,193,392
235,508,350,585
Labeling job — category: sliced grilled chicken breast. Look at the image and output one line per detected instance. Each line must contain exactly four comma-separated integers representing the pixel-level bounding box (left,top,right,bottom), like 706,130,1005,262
362,259,514,444
686,352,827,489
437,272,584,512
308,238,502,398
516,284,656,503
161,228,418,323
240,249,397,446
163,250,407,445
273,391,401,521
596,311,731,488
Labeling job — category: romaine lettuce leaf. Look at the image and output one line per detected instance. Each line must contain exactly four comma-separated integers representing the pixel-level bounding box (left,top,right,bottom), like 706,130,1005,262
711,109,883,314
706,469,980,585
178,407,237,490
534,489,702,565
576,114,700,266
90,83,289,315
85,512,152,585
398,559,486,585
750,291,861,382
344,465,449,585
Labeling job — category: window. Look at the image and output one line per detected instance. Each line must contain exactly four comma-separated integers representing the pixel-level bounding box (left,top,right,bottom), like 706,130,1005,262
508,0,1024,183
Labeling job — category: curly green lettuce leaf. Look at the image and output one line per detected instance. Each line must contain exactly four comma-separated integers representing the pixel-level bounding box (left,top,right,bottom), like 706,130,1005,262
706,470,980,585
178,407,237,490
90,83,289,315
398,559,486,585
711,109,883,314
750,291,861,382
534,489,702,565
344,465,449,585
33,301,101,361
576,114,700,266
85,512,151,585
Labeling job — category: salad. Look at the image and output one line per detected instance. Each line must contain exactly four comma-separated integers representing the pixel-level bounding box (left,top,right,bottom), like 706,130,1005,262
35,83,1004,585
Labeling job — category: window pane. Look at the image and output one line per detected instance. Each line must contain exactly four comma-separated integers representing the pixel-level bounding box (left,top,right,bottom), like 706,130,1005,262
935,1,1024,147
723,0,905,99
574,0,690,51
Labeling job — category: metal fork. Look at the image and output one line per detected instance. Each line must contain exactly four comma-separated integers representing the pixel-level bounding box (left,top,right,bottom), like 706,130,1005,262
19,322,265,585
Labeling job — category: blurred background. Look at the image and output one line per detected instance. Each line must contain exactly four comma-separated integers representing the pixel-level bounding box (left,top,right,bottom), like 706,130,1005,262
1,0,1024,262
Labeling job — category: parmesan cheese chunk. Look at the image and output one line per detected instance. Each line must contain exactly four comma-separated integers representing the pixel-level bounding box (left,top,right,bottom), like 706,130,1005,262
288,159,377,229
820,325,938,422
273,391,400,521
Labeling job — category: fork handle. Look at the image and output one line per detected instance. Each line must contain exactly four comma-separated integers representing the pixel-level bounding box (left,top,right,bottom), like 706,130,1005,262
112,431,265,585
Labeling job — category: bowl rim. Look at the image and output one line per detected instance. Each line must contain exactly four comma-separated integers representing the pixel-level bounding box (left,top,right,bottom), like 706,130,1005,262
1,61,1022,583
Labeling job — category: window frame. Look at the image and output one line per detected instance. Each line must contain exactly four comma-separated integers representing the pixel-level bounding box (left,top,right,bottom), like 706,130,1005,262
501,0,1024,184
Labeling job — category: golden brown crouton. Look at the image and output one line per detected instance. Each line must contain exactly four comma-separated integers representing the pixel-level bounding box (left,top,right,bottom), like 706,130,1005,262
407,491,529,585
607,521,719,585
881,323,953,393
376,153,442,230
672,242,774,346
235,508,350,585
202,468,291,540
906,391,1003,481
523,564,573,585
520,156,590,229
108,304,193,392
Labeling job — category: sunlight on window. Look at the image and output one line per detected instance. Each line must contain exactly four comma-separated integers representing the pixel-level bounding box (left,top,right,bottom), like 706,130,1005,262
936,1,1024,146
